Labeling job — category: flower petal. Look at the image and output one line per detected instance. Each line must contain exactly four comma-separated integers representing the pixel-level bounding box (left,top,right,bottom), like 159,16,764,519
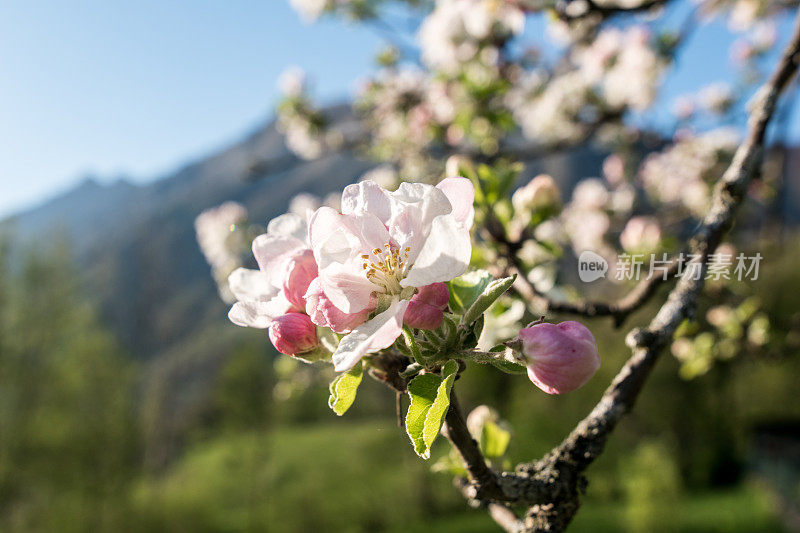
228,295,292,329
332,299,409,371
341,180,392,223
228,267,278,302
252,233,305,281
267,212,308,241
402,214,471,288
309,207,390,314
437,177,475,229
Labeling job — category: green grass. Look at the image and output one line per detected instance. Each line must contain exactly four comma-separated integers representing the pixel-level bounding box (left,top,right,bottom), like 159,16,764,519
133,420,785,532
571,485,784,533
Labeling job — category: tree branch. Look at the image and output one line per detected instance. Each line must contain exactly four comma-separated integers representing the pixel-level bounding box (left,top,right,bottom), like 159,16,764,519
454,9,800,530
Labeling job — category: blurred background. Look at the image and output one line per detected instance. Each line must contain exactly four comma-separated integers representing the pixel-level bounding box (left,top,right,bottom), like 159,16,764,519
1,1,800,532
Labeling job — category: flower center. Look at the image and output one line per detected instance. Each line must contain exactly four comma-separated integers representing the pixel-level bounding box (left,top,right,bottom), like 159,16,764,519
361,243,411,295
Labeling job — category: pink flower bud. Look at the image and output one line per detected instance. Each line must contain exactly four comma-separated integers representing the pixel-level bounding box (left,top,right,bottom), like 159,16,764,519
304,278,372,334
518,321,600,394
404,282,449,330
268,313,319,356
283,249,318,310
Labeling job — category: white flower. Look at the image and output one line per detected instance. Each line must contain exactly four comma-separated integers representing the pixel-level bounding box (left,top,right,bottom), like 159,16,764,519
227,213,310,329
310,178,475,371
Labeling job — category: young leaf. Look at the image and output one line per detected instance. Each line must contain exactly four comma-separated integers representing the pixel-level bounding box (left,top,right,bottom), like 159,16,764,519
448,270,493,314
481,421,512,459
461,275,516,327
328,364,363,416
405,360,459,459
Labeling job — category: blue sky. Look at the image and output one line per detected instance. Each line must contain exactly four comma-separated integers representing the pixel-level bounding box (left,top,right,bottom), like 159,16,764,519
0,1,797,218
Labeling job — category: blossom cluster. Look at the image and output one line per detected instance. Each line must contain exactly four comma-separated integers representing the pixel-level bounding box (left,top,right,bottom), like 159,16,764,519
418,0,525,75
211,175,602,397
639,128,739,216
227,177,474,370
276,67,338,160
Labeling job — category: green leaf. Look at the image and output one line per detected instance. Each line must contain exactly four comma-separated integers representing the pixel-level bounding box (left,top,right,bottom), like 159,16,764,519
480,421,512,458
328,364,363,416
461,275,516,327
448,270,493,314
405,360,459,459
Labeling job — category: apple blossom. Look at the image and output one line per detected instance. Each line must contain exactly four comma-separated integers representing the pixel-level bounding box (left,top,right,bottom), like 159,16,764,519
304,277,373,334
309,177,474,371
269,313,320,356
227,212,311,329
516,321,601,394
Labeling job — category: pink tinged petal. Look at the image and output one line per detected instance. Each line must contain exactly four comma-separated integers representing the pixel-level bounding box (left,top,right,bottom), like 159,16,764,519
251,233,305,281
309,207,389,314
401,214,472,288
519,321,600,395
332,299,409,372
227,268,293,328
404,283,449,330
268,313,319,356
282,249,318,310
437,177,475,229
318,263,377,314
304,278,373,333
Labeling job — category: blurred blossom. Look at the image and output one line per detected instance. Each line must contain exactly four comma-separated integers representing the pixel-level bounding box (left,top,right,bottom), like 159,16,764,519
512,174,561,215
574,26,665,111
195,201,249,303
699,82,735,114
671,337,694,361
672,96,696,120
609,185,636,214
640,128,738,216
730,39,755,64
419,0,525,74
620,216,662,253
602,154,626,186
750,20,777,51
707,305,735,328
289,193,322,217
563,207,610,252
278,66,306,97
728,0,761,31
571,179,609,210
290,0,332,22
508,70,592,143
360,166,399,189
